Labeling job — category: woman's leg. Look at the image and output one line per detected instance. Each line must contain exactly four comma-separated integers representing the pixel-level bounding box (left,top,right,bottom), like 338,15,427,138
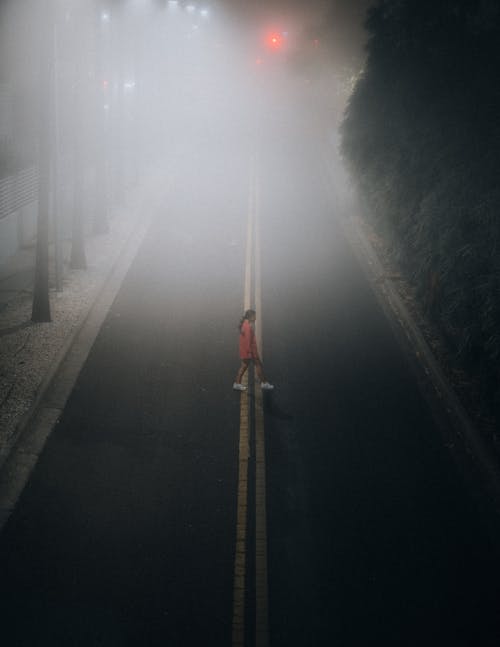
235,359,250,384
254,359,267,383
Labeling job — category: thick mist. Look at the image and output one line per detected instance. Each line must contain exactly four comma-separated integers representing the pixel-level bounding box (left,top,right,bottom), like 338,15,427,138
0,0,360,216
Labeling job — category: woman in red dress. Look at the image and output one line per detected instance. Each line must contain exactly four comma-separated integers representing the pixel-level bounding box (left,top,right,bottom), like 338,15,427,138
233,309,274,391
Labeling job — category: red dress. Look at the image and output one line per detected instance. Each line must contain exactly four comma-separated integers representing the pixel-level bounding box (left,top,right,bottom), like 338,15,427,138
239,320,259,360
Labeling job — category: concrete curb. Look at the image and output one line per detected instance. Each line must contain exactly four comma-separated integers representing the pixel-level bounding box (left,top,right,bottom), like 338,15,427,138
322,156,500,499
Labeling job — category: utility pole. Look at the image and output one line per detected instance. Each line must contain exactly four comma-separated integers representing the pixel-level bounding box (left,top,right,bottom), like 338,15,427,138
70,124,87,270
32,0,54,322
53,14,63,291
93,2,110,235
69,4,87,270
112,4,126,206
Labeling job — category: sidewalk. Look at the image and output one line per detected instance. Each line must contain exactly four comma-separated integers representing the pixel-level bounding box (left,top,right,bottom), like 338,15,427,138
0,171,166,471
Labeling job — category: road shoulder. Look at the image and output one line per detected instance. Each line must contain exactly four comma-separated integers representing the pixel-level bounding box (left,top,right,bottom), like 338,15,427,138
323,155,500,502
0,172,168,532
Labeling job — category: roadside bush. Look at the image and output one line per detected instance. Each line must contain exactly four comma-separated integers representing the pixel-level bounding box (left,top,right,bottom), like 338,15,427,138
341,0,500,420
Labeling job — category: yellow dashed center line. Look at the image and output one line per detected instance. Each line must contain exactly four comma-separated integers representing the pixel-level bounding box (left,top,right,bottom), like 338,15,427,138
232,371,249,647
232,153,270,647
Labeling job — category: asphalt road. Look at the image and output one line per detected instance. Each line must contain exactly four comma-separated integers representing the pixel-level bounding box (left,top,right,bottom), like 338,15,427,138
258,108,500,645
1,91,500,646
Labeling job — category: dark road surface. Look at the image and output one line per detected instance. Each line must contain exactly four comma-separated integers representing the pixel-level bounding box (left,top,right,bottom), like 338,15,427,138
1,89,500,647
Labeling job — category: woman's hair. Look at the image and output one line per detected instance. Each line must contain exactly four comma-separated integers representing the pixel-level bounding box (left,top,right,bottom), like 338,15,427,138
239,309,256,331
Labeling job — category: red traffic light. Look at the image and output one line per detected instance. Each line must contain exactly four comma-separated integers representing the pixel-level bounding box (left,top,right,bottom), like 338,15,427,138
266,31,283,50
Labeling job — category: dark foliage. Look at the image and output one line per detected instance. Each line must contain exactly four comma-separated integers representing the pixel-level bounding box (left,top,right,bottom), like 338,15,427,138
341,0,500,418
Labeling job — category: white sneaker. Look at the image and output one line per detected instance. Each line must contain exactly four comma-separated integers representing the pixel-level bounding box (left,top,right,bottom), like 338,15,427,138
233,383,247,391
261,382,274,391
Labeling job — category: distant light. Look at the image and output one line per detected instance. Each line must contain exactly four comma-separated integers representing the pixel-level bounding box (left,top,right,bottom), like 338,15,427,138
267,32,283,50
200,8,209,17
168,0,178,7
103,104,110,111
124,81,136,90
186,4,196,13
101,12,110,23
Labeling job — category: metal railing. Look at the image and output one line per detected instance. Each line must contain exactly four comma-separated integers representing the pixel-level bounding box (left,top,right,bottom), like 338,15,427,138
0,166,38,220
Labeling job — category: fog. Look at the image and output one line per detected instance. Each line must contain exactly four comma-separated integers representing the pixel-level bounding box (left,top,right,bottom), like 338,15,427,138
0,0,367,235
